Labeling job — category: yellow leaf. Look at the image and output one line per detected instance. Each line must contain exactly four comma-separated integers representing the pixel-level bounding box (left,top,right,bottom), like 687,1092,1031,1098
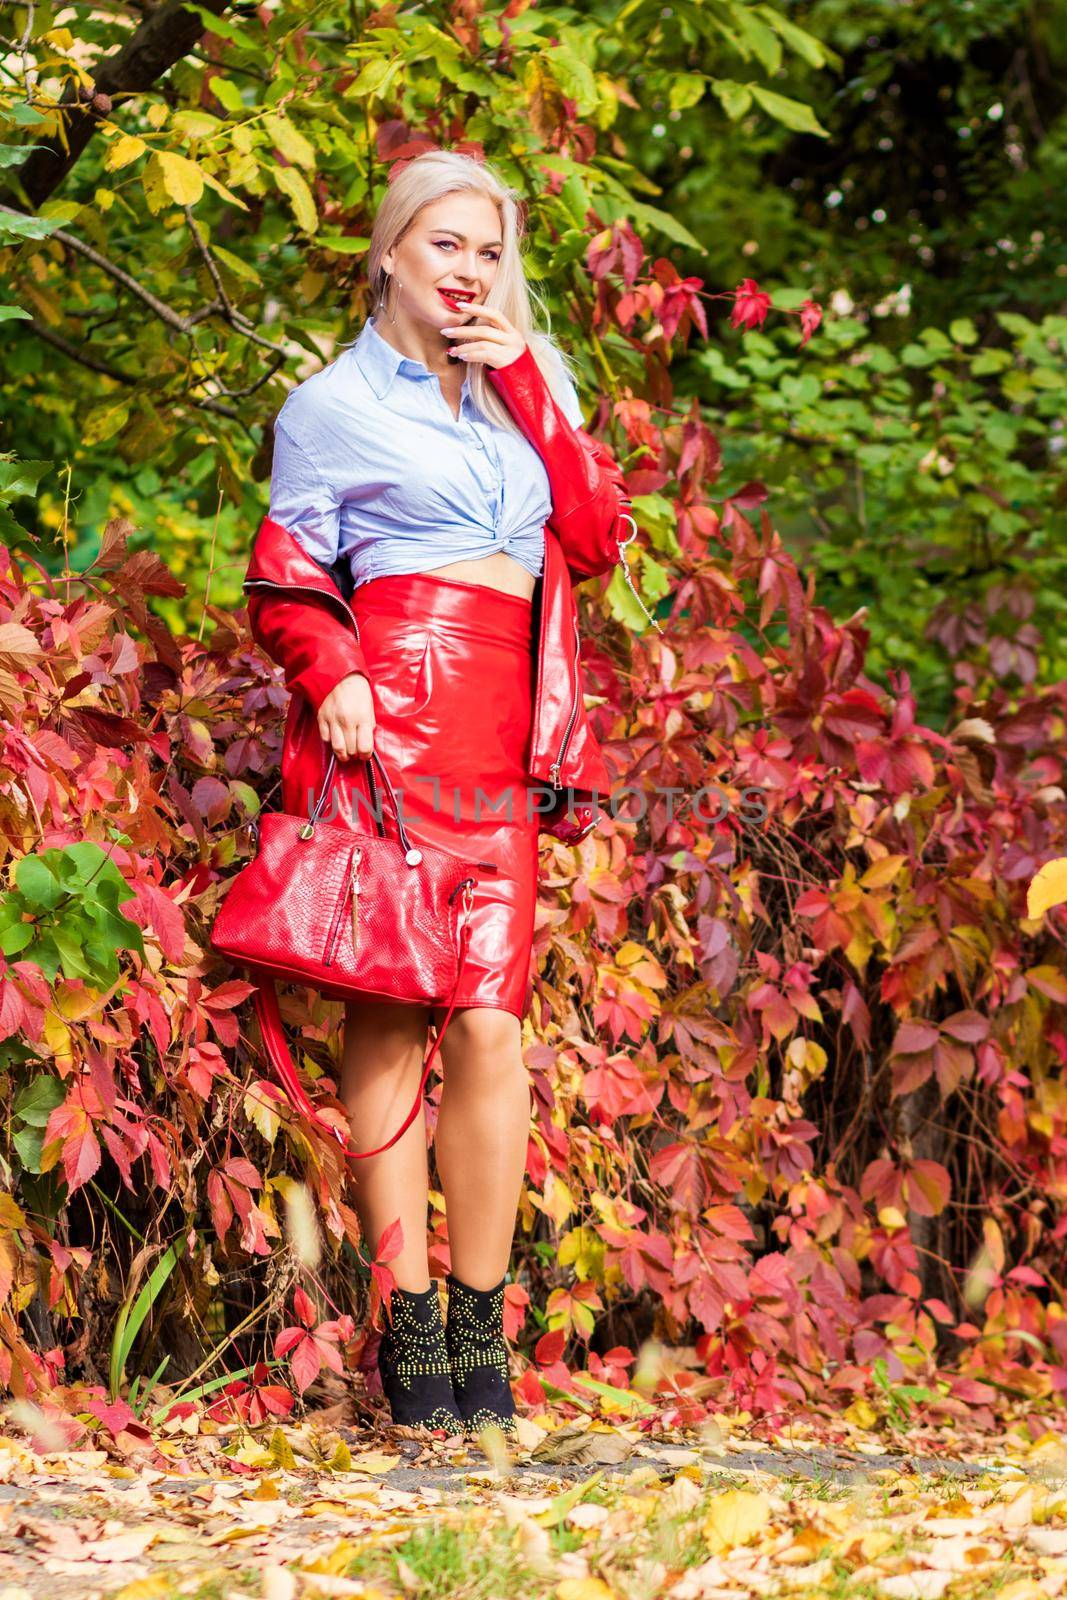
348,1450,401,1473
172,109,220,141
0,621,42,669
232,1440,273,1466
105,134,146,171
245,1087,279,1145
251,1474,281,1498
535,1171,575,1228
702,1489,772,1554
54,981,104,1020
156,150,204,207
877,1206,907,1230
557,1581,616,1600
1027,857,1067,919
983,1215,1005,1273
328,1438,352,1472
200,165,250,212
274,163,318,233
268,1427,297,1469
266,112,317,170
843,1397,880,1430
300,1538,364,1575
109,1576,174,1600
859,853,908,888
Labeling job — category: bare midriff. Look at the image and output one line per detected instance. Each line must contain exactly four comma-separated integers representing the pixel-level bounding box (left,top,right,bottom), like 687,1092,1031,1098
422,550,539,601
417,376,540,600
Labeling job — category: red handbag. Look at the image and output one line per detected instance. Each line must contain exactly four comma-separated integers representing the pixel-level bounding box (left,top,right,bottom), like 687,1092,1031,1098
210,743,494,1160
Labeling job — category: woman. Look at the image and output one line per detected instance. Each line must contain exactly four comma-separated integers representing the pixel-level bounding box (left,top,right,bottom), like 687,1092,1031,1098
243,150,633,1438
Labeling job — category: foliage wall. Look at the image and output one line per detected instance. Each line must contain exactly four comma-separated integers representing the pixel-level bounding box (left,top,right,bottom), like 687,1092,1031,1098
0,0,1065,1442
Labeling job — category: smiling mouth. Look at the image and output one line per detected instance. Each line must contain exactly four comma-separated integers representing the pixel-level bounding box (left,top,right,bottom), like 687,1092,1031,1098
438,287,476,306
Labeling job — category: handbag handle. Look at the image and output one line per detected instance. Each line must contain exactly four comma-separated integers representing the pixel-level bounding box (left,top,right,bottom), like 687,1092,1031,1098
303,744,425,863
251,875,477,1161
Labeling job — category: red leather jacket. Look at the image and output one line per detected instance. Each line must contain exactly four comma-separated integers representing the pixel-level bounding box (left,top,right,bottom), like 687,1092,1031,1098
243,344,632,846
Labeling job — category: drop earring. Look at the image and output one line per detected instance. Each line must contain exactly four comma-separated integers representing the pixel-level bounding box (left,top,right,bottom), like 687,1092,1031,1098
377,274,401,323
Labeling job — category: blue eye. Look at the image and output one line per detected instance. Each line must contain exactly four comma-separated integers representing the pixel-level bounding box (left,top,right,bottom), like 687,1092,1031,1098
435,240,500,260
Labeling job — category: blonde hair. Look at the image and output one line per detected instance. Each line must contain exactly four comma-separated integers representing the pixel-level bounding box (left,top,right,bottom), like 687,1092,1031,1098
359,149,581,436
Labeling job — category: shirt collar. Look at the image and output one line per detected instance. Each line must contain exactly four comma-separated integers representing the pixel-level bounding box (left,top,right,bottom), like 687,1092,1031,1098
350,315,470,403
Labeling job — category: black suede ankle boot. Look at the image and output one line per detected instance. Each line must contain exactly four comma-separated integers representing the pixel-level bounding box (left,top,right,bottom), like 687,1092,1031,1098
375,1282,464,1434
444,1272,517,1438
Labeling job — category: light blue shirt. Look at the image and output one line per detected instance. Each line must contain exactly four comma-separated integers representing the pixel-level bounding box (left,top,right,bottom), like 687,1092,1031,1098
267,316,584,588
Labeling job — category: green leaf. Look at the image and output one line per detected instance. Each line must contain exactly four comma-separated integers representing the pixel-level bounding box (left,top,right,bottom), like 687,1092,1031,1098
13,1124,44,1173
110,1235,187,1402
669,74,706,113
949,318,979,346
316,234,371,256
273,164,318,234
547,45,598,109
0,457,51,500
0,918,34,957
209,75,245,115
14,1075,67,1128
0,305,31,323
347,55,402,99
210,243,263,284
0,210,63,240
748,83,828,135
82,400,131,447
58,840,112,886
559,174,592,230
726,4,782,73
3,101,46,126
52,926,94,981
628,198,706,255
15,855,63,910
711,80,753,121
266,113,318,172
755,6,836,69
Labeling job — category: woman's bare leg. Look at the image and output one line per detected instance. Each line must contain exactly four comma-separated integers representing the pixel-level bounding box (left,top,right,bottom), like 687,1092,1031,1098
432,1008,530,1289
340,998,434,1292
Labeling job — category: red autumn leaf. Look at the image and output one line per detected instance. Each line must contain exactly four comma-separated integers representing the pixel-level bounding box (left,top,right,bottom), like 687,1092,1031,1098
43,1097,101,1194
891,1020,941,1055
85,1396,138,1438
730,278,772,330
534,1329,566,1366
292,1285,316,1329
906,1160,951,1217
289,1337,322,1394
940,1010,990,1044
375,1217,404,1264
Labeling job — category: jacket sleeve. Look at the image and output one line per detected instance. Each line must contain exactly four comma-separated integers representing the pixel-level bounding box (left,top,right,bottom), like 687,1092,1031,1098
246,589,370,716
487,345,633,582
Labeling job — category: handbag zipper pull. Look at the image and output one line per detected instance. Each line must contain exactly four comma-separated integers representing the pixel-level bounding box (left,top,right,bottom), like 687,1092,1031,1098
355,844,367,953
350,848,361,955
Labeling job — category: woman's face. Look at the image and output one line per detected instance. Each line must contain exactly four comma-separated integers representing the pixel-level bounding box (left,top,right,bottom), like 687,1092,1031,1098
382,191,503,330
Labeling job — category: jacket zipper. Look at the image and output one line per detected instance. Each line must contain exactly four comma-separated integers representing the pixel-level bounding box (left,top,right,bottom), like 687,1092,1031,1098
244,575,361,640
324,843,361,966
548,611,582,790
248,566,581,800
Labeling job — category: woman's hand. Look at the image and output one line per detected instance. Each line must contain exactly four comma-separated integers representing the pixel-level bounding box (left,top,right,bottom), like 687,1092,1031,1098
441,304,527,370
318,671,376,761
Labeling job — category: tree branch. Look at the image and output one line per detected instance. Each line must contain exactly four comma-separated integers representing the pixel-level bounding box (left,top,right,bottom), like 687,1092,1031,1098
7,0,231,209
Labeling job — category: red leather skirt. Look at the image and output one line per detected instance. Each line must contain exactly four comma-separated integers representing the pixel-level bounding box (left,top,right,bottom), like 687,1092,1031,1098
343,570,540,1021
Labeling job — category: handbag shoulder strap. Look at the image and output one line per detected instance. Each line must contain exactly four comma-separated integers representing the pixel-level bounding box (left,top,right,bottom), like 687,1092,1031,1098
251,897,476,1162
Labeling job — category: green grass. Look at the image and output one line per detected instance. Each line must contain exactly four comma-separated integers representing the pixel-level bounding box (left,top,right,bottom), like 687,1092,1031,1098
343,1519,537,1597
